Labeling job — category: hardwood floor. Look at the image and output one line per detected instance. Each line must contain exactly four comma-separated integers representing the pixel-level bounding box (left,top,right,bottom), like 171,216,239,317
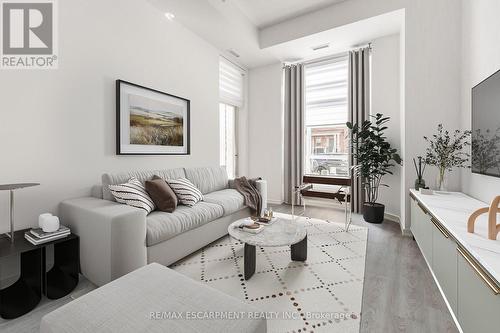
1,204,458,333
271,203,459,333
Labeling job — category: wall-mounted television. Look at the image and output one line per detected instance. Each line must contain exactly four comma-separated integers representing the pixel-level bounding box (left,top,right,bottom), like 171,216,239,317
472,69,500,178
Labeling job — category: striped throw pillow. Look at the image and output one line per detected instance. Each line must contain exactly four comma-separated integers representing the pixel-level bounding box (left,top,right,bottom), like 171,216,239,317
166,178,203,207
109,177,155,214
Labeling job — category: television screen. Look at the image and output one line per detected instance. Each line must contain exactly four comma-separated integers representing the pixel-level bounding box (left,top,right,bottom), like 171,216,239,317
472,69,500,178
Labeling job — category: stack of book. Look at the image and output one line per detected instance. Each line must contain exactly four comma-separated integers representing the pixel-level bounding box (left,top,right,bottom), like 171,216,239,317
24,226,70,245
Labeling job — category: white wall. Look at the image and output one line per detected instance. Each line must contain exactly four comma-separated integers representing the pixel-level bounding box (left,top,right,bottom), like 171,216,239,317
371,34,401,219
460,0,500,202
0,0,222,232
247,63,283,203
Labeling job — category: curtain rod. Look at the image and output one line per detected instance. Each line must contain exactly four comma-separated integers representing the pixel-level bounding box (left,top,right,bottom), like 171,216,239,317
220,54,247,73
283,43,372,67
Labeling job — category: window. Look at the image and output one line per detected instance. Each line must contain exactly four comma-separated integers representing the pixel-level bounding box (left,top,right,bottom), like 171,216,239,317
304,55,349,176
219,103,236,179
219,57,244,179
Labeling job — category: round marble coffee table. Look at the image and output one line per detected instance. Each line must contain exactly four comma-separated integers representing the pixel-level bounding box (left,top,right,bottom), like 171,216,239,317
228,216,307,280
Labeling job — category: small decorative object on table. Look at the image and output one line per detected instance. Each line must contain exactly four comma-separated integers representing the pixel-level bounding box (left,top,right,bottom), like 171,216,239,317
0,183,40,243
38,213,60,232
423,124,471,191
413,156,427,190
467,196,500,240
257,208,276,225
419,188,433,195
235,218,264,234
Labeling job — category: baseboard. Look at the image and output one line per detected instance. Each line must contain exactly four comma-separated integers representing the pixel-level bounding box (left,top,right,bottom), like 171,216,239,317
401,228,413,237
384,212,400,224
267,199,284,205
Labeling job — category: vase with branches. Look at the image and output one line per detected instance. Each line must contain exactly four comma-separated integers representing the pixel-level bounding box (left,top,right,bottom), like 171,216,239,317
423,124,471,191
347,113,402,223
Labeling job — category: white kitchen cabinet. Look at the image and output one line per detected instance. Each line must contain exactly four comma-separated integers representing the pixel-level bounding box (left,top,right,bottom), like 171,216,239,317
410,198,421,242
457,247,500,333
431,217,457,314
414,199,433,265
409,189,500,333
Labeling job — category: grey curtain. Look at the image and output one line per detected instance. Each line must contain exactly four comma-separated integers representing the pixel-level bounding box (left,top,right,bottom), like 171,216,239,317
283,64,304,205
348,47,371,213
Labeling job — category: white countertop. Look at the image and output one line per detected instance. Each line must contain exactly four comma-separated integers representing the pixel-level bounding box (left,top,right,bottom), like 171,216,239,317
410,189,500,284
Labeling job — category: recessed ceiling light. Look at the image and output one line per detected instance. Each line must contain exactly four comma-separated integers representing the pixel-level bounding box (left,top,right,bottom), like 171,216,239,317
312,43,330,51
164,12,175,20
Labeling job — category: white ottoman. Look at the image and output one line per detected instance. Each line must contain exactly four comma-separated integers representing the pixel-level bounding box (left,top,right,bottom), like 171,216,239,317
40,263,267,333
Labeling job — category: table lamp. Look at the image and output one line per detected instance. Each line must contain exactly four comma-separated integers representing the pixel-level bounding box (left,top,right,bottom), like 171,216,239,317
0,183,40,243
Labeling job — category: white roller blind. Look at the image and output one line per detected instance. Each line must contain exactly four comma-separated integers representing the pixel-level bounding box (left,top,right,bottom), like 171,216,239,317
304,55,349,126
219,57,245,108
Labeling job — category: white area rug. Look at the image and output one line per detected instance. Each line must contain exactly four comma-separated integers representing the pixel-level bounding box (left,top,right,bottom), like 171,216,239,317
172,213,368,333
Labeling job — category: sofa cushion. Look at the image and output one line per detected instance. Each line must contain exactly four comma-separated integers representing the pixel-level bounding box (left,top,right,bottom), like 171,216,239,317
184,166,228,194
146,202,224,246
145,176,177,213
166,177,203,207
203,189,245,216
102,168,185,201
108,178,155,214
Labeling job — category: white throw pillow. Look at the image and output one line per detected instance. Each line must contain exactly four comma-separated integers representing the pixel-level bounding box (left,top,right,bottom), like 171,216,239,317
166,178,203,207
109,177,155,214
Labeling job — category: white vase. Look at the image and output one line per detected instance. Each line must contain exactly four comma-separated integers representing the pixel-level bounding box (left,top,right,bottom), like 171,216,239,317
39,214,60,232
38,213,53,228
42,216,60,232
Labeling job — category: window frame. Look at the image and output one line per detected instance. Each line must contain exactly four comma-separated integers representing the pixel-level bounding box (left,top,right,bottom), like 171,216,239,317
303,54,350,178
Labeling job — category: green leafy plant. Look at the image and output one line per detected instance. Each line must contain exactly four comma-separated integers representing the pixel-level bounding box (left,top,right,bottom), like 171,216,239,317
347,113,402,205
423,124,471,189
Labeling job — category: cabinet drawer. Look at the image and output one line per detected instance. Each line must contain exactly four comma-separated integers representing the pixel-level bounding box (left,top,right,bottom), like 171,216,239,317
457,247,500,333
431,218,457,313
417,204,433,265
410,197,433,264
410,198,420,240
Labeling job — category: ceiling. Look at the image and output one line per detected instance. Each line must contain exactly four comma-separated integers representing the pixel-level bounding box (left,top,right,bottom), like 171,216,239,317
232,0,347,28
147,0,403,69
267,10,403,63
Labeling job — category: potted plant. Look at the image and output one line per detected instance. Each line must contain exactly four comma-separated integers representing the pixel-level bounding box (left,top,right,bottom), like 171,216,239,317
347,113,402,223
423,124,471,191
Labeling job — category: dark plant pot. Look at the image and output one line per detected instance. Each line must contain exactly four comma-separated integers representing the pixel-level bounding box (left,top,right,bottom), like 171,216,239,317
362,203,385,224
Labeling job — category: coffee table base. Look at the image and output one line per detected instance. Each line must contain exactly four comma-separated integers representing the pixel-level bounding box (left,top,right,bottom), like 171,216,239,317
244,243,256,280
291,235,308,261
243,236,307,280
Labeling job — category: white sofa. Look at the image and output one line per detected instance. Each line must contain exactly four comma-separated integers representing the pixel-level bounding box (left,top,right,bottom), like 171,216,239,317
60,166,266,287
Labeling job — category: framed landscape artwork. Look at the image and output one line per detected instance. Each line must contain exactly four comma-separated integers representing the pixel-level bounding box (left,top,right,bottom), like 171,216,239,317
116,80,190,155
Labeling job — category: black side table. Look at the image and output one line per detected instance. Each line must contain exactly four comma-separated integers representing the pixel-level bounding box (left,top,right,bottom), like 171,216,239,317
0,229,79,319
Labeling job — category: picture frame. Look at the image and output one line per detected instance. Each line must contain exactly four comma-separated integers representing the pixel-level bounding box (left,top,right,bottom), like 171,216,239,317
116,80,190,155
